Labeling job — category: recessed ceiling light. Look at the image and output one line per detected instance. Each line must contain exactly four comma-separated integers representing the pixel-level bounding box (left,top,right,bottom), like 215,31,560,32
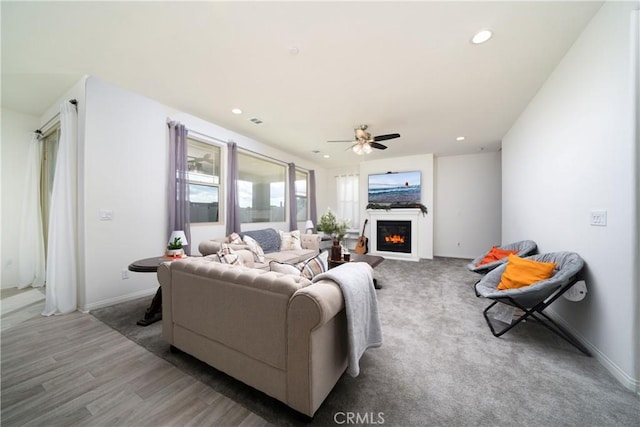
231,108,243,115
471,30,493,44
456,136,465,141
323,154,330,158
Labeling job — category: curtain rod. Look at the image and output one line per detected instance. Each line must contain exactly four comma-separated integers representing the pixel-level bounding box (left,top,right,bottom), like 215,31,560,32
35,99,78,136
166,118,311,171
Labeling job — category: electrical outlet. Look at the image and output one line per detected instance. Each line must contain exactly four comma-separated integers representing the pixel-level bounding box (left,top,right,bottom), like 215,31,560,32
121,269,129,280
590,210,607,226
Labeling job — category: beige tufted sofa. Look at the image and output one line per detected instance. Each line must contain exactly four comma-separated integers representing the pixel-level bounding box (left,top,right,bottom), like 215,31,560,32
158,256,349,417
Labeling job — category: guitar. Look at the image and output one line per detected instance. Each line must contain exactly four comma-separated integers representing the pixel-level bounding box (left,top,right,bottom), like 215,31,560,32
354,219,369,254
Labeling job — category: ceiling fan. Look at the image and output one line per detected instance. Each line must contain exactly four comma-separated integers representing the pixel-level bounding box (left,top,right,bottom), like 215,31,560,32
328,124,401,155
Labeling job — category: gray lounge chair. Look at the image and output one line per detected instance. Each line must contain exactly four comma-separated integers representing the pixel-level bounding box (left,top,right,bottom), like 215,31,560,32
466,240,537,274
474,251,589,355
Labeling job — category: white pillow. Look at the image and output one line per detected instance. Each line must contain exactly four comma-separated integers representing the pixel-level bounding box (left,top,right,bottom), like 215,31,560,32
279,229,302,251
217,243,242,266
269,261,302,276
243,235,266,263
227,232,242,244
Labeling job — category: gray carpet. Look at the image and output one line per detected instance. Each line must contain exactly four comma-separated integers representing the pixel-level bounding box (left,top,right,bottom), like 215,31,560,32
91,257,640,426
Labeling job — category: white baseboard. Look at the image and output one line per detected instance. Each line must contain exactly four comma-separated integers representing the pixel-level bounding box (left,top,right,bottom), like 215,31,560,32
546,308,640,394
82,288,157,312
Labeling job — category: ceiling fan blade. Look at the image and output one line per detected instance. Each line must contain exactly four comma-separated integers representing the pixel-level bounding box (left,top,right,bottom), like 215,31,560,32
370,142,388,150
373,133,400,142
327,139,355,143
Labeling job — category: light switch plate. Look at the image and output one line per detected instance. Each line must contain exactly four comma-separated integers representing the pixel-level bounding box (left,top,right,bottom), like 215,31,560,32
590,210,607,226
99,210,114,221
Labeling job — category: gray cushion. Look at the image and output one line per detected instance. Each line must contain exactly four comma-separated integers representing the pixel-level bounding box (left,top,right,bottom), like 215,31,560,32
474,251,584,308
240,228,281,254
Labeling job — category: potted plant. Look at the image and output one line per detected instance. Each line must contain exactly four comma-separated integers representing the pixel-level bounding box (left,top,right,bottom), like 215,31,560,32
166,237,185,258
317,208,350,261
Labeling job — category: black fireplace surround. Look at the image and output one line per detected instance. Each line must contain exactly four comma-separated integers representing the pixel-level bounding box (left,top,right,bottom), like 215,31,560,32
376,220,411,253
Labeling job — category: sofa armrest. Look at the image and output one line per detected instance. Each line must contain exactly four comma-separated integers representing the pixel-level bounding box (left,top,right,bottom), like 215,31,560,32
300,233,321,253
198,238,248,256
287,279,346,416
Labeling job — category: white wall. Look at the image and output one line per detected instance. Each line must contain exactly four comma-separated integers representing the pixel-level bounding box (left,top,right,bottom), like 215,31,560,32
81,77,328,311
502,1,639,391
434,152,501,259
1,109,39,287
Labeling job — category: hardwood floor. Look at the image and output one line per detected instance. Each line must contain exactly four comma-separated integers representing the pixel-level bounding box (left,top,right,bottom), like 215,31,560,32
1,290,270,427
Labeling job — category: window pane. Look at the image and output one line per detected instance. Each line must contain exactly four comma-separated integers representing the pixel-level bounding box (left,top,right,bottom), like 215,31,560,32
187,137,221,223
295,170,308,221
238,152,286,223
189,184,219,223
187,139,221,185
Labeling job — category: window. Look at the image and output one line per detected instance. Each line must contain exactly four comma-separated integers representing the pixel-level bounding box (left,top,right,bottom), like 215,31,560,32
336,174,359,228
238,152,286,223
295,169,309,221
187,137,221,223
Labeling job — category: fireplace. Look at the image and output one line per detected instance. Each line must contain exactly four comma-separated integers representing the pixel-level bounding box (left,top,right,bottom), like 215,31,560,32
368,209,421,261
376,220,411,253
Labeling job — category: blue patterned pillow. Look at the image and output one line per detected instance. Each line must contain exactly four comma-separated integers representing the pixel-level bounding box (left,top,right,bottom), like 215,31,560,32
240,228,281,254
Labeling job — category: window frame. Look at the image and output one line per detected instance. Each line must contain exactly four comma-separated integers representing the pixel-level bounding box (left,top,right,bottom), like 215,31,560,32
295,168,309,222
186,135,223,225
237,151,287,224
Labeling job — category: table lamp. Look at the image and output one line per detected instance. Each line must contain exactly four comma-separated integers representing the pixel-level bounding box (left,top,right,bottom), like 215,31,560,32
305,220,314,234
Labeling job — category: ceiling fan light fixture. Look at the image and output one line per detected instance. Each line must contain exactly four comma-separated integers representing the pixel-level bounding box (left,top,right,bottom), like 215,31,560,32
472,29,493,44
352,144,364,155
363,143,373,154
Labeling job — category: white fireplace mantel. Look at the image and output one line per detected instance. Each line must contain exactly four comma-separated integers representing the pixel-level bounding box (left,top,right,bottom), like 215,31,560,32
367,209,421,261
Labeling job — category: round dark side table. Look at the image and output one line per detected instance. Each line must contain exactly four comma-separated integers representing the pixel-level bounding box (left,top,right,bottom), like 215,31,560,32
129,256,170,326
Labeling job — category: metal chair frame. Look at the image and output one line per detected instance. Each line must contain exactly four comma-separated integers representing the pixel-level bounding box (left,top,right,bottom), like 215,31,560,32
481,277,590,356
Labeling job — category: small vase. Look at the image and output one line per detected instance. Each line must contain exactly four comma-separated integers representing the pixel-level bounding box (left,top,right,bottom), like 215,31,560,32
331,239,342,261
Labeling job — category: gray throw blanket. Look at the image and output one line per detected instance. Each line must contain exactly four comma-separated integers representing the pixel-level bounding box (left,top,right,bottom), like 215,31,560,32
312,262,383,377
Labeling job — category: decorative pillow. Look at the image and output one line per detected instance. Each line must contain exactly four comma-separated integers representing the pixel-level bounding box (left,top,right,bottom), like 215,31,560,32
243,235,266,263
477,246,518,266
269,261,302,276
227,232,242,244
217,243,242,266
279,230,302,251
240,229,281,253
497,255,556,290
296,251,328,280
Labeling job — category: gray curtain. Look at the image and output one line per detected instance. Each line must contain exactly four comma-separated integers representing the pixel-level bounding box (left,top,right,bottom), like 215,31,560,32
288,163,297,231
168,121,191,255
226,142,241,235
309,170,318,227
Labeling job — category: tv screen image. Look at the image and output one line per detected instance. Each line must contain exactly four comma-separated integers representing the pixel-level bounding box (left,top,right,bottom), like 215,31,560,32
368,171,421,204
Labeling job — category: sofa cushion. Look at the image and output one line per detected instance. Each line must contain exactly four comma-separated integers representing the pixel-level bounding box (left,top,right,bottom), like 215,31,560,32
240,228,281,254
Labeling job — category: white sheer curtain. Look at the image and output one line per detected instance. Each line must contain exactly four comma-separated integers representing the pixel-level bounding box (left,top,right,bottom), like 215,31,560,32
43,102,78,316
336,174,359,228
18,133,46,288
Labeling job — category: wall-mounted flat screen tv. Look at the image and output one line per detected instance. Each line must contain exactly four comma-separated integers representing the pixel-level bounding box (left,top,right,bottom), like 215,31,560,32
368,171,422,204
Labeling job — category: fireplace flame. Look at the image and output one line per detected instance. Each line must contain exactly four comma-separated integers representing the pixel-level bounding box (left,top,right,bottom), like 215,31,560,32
385,234,405,244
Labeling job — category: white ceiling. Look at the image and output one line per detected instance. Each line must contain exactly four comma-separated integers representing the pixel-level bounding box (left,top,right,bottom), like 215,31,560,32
2,1,603,167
